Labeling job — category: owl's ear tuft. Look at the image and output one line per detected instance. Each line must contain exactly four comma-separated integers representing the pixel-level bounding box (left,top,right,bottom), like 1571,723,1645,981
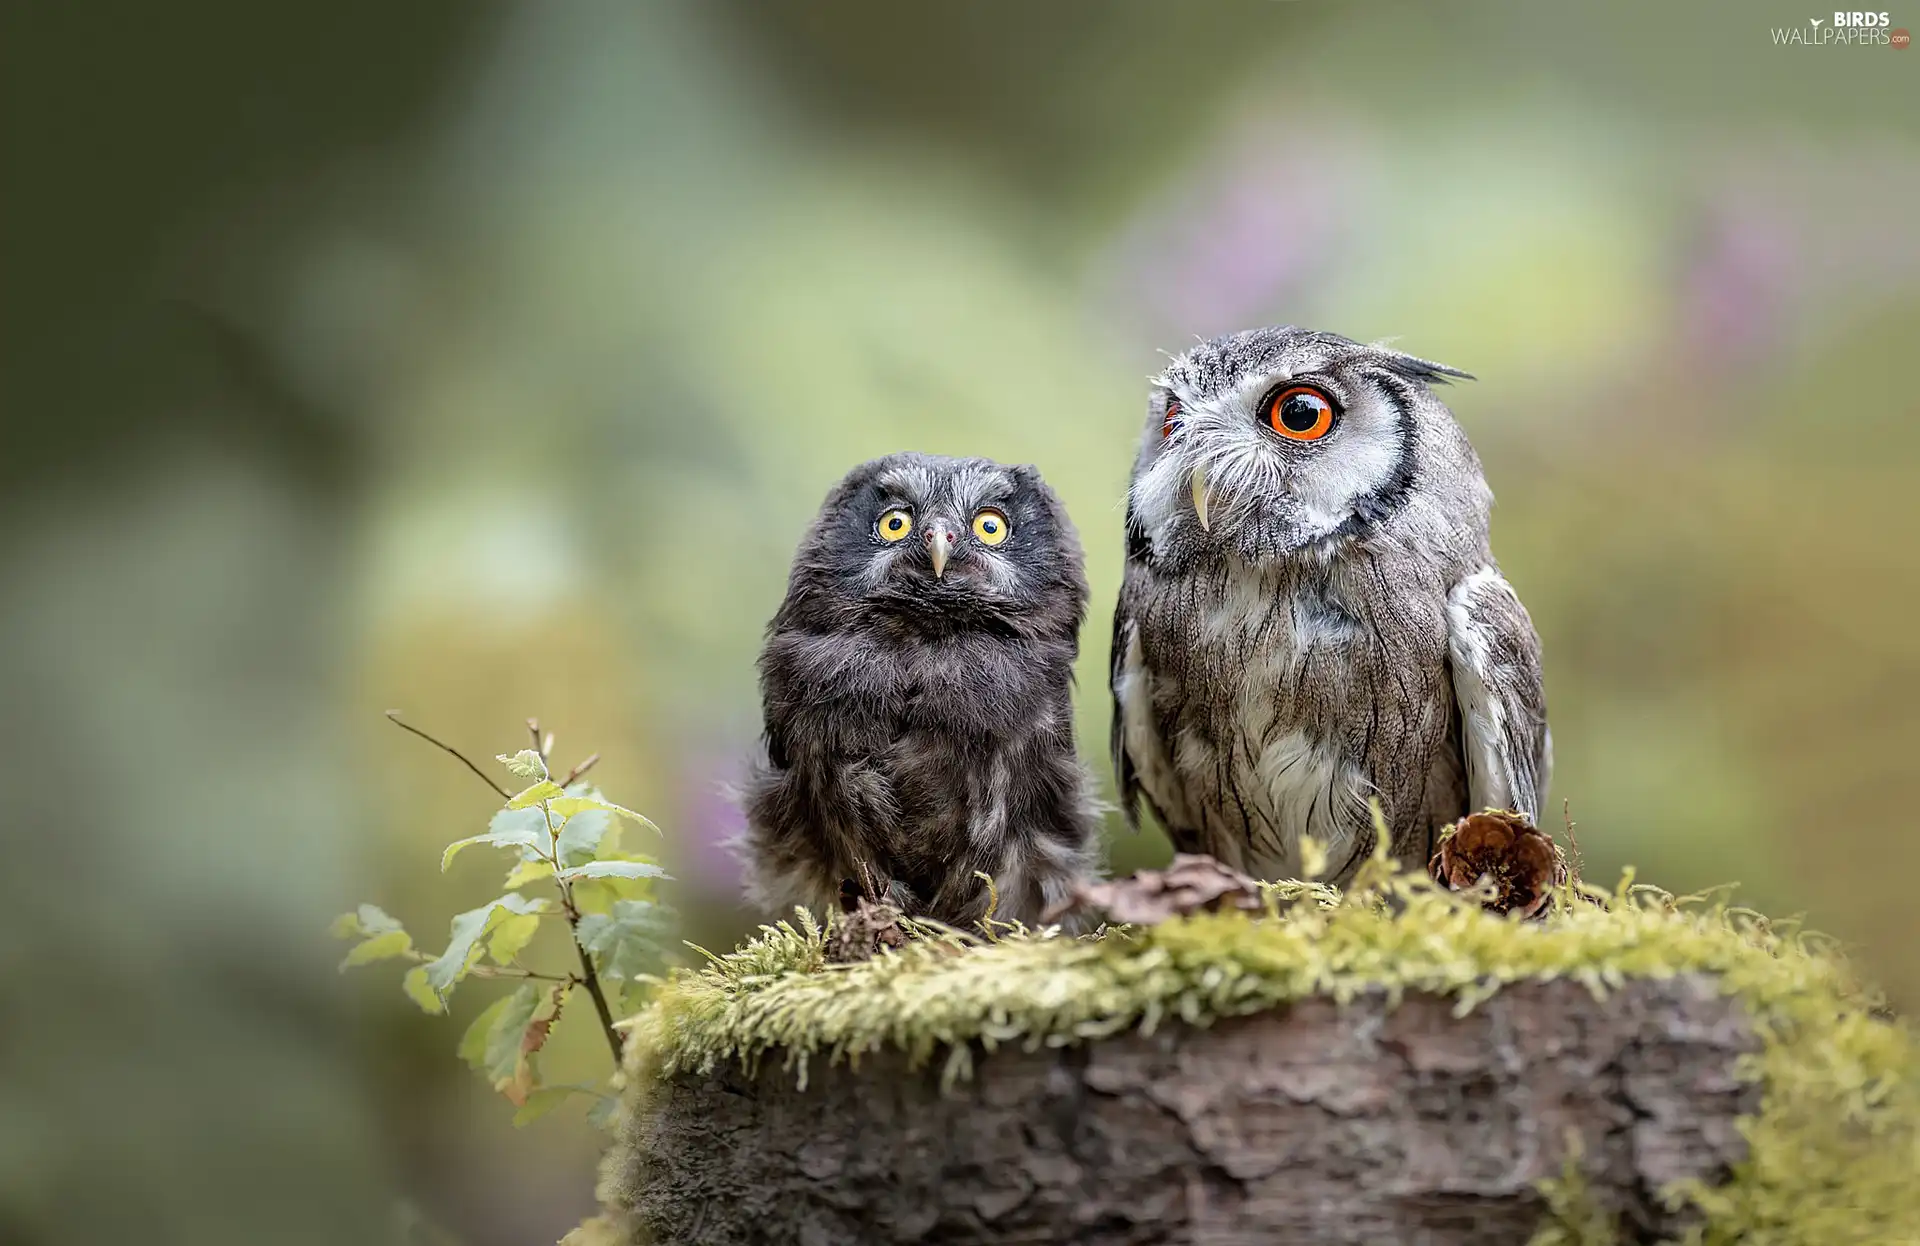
1376,350,1475,386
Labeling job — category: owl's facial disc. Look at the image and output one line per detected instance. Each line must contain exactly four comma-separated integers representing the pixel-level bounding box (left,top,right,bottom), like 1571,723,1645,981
1136,362,1415,563
1131,328,1471,568
788,452,1084,645
847,458,1051,628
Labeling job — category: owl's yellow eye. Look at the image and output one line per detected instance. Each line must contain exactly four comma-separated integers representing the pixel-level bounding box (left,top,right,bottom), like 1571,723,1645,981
971,509,1010,546
878,509,913,542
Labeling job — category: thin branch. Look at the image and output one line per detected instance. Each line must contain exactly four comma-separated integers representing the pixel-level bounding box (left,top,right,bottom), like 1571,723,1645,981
385,710,510,800
469,964,572,983
559,752,601,788
527,717,553,766
566,910,623,1063
537,792,624,1063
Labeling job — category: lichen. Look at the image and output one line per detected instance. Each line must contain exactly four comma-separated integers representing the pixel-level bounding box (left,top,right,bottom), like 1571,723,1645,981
621,866,1920,1243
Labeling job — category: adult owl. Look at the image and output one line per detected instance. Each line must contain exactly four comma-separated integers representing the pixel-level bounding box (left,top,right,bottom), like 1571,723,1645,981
742,452,1102,926
1111,326,1548,886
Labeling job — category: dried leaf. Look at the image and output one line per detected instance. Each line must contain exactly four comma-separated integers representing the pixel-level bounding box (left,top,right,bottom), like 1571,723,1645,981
825,884,908,963
521,981,567,1063
1051,854,1264,926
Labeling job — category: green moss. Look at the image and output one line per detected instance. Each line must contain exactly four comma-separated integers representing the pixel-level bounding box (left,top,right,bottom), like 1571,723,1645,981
623,867,1919,1244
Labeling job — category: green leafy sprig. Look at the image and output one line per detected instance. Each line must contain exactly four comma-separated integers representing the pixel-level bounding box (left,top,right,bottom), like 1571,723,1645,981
334,714,673,1126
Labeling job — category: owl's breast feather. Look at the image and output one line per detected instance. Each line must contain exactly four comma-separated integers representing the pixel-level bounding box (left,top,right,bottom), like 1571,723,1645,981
1120,555,1453,881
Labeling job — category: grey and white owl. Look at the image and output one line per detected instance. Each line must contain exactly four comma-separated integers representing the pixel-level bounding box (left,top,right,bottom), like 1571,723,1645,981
1111,326,1548,886
742,452,1103,926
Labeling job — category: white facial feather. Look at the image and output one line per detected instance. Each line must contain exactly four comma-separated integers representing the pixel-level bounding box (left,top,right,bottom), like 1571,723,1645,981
1131,359,1406,558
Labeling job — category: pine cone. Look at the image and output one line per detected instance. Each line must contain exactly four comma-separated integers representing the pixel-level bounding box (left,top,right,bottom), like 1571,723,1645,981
1050,853,1264,926
1428,810,1567,919
825,878,908,963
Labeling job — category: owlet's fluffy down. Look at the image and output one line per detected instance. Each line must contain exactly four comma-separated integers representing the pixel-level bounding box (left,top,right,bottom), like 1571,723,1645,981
741,453,1102,926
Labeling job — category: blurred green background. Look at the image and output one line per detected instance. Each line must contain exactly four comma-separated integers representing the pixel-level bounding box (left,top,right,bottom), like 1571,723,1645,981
3,1,1915,1242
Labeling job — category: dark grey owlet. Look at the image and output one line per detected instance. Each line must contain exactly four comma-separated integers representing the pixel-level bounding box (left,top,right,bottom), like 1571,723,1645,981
742,452,1103,926
1111,326,1549,886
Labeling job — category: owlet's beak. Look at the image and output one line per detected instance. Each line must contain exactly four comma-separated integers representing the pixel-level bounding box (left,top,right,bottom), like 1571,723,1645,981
926,525,956,578
1190,466,1212,532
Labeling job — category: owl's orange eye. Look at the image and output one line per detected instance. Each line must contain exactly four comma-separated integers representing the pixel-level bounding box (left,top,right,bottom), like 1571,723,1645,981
1264,385,1335,441
1161,398,1183,438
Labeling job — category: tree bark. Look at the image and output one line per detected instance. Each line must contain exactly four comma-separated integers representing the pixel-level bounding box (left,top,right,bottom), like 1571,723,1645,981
608,975,1758,1245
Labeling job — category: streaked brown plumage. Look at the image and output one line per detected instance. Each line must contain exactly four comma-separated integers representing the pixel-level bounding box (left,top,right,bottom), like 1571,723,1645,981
1112,326,1549,885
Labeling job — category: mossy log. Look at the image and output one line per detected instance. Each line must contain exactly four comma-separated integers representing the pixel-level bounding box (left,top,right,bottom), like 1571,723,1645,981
613,976,1753,1244
598,876,1920,1245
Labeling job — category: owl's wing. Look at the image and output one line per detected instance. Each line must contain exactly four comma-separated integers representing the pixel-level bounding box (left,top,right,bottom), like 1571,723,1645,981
1109,519,1154,832
1445,567,1551,819
1110,575,1142,831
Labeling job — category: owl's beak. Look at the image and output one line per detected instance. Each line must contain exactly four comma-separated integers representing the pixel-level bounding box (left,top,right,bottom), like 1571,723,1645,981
1190,467,1212,532
926,526,956,578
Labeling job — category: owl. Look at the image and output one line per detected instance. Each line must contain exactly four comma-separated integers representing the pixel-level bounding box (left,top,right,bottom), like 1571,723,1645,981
1111,326,1548,886
741,452,1103,927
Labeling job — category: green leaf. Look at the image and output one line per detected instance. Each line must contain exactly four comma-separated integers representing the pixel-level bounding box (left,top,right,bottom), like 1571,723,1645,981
576,899,675,982
339,929,413,971
488,912,542,965
457,991,520,1068
441,806,548,871
402,965,444,1014
554,806,614,868
586,1092,621,1131
330,903,404,939
549,795,660,836
572,869,663,915
507,779,565,809
511,1085,581,1127
458,985,541,1087
503,858,555,890
497,749,549,780
559,860,672,883
422,894,552,999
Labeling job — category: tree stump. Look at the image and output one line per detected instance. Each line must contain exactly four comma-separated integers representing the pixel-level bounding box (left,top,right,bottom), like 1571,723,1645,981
607,976,1757,1244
